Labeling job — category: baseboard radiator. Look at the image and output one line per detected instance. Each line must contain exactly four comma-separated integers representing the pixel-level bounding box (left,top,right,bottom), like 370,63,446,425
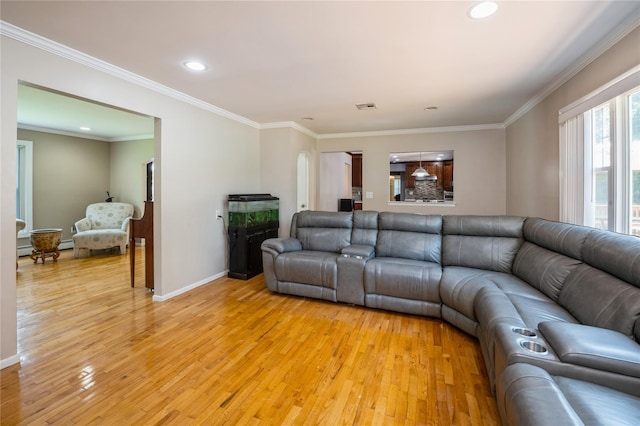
18,239,74,257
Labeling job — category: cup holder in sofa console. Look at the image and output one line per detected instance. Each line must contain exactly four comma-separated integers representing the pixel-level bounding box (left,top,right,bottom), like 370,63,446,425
520,340,548,354
512,327,537,337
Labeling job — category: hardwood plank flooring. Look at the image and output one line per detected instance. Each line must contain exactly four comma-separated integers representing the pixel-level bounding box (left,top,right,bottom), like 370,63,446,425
2,248,499,425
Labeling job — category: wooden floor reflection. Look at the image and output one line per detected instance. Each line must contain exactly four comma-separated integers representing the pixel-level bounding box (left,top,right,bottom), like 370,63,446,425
2,248,499,425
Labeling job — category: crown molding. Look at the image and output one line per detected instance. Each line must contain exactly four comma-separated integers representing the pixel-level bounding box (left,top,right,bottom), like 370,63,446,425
1,21,261,129
317,123,504,140
260,121,318,138
17,123,153,142
504,14,640,127
18,124,110,141
110,134,156,142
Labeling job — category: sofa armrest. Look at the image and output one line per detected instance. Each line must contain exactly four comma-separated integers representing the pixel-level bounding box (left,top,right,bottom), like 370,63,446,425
497,363,584,426
121,216,132,232
341,244,375,260
75,218,92,232
261,237,302,254
539,321,640,378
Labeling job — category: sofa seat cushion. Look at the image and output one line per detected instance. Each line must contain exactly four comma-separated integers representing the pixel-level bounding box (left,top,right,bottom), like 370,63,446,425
274,250,339,289
440,267,540,323
539,322,640,378
508,294,578,329
497,363,640,426
364,257,442,303
555,375,640,426
72,229,129,257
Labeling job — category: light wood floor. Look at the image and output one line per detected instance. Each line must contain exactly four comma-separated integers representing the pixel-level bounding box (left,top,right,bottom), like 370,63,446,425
2,248,499,425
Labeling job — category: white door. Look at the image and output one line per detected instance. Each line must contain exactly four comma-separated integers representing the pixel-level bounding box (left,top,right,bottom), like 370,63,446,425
297,152,309,212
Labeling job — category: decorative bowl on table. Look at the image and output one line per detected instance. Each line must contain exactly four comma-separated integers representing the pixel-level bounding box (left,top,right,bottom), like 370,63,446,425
30,228,63,263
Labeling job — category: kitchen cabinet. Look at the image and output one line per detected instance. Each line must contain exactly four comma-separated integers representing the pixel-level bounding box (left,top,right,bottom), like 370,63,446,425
406,161,444,188
442,160,454,190
352,154,362,187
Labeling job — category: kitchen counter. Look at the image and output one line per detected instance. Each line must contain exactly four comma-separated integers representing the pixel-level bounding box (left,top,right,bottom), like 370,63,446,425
387,200,456,207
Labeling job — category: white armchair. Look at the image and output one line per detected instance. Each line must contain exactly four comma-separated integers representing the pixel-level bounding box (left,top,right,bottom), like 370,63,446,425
72,202,134,258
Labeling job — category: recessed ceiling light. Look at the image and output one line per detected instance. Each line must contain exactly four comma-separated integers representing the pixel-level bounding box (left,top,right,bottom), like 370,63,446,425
79,126,91,131
184,61,207,71
469,1,498,19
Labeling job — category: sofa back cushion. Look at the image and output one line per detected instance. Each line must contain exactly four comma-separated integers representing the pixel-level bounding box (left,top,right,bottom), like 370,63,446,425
86,202,134,230
375,212,441,263
293,211,353,253
352,211,378,247
522,217,590,260
512,242,582,302
582,229,640,288
559,264,640,341
442,215,525,273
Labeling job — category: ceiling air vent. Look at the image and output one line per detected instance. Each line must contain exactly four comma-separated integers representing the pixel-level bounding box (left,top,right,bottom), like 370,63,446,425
356,103,377,110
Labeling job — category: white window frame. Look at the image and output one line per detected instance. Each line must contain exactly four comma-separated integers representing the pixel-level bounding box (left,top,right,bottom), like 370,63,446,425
559,65,640,235
16,139,33,238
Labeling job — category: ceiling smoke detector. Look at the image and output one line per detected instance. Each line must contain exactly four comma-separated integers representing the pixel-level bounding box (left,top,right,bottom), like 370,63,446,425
356,103,377,110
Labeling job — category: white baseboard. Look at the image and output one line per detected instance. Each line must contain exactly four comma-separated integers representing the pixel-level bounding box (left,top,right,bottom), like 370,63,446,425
0,354,20,369
152,270,228,302
18,239,73,257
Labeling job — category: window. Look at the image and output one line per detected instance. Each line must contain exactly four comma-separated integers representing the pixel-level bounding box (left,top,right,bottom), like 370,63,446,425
16,140,33,237
559,67,639,236
388,151,454,203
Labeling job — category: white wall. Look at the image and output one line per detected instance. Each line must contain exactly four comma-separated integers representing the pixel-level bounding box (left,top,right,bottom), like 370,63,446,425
506,27,640,219
16,129,111,243
1,36,260,365
319,152,352,212
109,138,154,218
318,128,507,215
260,126,316,237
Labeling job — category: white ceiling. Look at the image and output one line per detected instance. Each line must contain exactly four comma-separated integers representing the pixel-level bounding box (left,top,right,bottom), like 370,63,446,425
18,84,154,142
2,1,639,138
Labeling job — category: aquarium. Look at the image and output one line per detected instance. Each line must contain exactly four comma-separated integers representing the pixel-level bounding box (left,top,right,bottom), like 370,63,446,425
228,194,279,228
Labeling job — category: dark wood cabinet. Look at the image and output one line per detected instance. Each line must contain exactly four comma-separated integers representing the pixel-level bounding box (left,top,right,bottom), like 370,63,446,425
442,160,454,190
352,154,362,187
405,161,445,188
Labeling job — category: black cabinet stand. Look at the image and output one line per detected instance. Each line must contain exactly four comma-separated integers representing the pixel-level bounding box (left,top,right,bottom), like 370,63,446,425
228,222,278,280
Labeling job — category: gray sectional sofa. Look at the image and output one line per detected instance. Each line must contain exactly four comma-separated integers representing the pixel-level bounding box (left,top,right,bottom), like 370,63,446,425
261,211,640,426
